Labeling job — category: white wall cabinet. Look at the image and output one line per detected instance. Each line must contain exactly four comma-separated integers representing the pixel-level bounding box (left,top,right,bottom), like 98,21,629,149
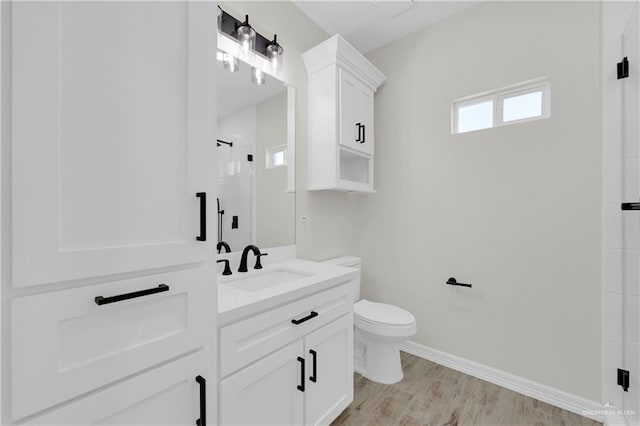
11,1,212,288
303,34,385,193
5,2,217,424
219,285,354,426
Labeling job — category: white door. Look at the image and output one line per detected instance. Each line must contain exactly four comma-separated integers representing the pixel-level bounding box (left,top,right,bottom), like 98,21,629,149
220,340,304,426
619,4,640,423
26,350,212,426
11,1,212,288
339,69,374,156
339,69,359,152
356,83,375,156
304,314,354,426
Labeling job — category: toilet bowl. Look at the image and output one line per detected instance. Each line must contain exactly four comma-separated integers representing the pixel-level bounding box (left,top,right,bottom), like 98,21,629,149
323,257,417,384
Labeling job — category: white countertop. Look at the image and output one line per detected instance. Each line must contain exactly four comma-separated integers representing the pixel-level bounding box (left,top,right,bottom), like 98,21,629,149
217,259,357,326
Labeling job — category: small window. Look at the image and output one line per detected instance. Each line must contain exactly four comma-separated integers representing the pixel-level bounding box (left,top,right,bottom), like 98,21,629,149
266,145,287,169
452,78,550,134
457,100,493,133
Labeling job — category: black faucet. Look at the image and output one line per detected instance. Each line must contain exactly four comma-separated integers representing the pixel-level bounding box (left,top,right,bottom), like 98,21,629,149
217,259,232,275
217,241,231,254
238,245,268,272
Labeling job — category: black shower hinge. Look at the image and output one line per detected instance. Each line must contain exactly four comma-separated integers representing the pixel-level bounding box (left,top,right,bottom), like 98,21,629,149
618,368,630,392
247,154,253,162
618,57,629,79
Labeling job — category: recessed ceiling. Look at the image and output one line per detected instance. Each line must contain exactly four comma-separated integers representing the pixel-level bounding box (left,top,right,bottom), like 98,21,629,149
293,1,479,54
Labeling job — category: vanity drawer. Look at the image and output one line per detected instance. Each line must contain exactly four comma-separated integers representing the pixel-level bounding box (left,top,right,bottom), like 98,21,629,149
25,349,211,425
12,268,214,420
220,283,352,377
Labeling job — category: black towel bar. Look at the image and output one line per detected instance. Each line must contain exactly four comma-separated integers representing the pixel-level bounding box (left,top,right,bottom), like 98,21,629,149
446,277,472,288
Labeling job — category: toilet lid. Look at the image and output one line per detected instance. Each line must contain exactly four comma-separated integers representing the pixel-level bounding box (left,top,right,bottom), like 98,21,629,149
354,300,415,326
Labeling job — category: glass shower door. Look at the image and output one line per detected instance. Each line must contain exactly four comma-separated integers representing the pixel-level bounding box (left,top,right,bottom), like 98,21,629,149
619,4,640,423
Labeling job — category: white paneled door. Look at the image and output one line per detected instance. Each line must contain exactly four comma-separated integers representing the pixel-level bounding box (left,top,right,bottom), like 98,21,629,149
11,2,211,288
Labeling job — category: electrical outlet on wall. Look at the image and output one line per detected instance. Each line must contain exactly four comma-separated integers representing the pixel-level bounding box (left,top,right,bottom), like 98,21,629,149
299,216,310,233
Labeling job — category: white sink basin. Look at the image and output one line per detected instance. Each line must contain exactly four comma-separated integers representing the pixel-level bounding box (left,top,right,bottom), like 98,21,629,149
221,268,312,292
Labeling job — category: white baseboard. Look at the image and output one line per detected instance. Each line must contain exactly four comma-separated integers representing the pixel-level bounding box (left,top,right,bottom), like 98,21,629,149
400,341,604,423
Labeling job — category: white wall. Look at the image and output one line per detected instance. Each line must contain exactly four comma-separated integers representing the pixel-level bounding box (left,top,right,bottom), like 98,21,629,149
217,105,256,252
349,1,603,402
256,92,295,248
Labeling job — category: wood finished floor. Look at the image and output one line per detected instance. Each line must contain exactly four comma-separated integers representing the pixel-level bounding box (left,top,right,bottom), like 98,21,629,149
332,352,601,426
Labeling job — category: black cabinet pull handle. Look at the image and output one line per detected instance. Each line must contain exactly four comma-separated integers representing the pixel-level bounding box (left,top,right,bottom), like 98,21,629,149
291,311,318,325
297,357,305,392
622,202,640,210
362,124,365,144
355,123,362,142
446,277,472,288
195,375,206,426
95,284,169,305
309,349,317,383
196,192,206,241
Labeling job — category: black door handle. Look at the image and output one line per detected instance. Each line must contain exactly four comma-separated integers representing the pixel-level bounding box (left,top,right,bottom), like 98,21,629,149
291,311,318,325
622,202,640,210
195,375,206,426
95,284,169,305
355,123,362,142
196,192,206,241
361,124,365,144
297,357,305,392
309,349,317,383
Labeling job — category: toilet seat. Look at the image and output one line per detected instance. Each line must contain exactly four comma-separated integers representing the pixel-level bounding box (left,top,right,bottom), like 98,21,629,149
354,300,417,338
354,299,415,326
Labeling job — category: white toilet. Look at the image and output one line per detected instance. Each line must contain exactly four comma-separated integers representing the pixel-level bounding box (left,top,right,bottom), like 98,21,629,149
324,256,417,384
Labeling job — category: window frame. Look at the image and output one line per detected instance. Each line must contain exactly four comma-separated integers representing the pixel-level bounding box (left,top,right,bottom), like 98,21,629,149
452,77,551,134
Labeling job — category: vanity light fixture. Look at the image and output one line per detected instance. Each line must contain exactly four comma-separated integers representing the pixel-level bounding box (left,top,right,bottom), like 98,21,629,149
235,15,256,60
250,67,266,85
266,34,284,75
217,6,285,76
222,52,239,73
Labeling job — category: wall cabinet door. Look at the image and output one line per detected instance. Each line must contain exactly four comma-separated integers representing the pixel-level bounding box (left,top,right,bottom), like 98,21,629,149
11,1,213,288
11,268,214,420
304,314,354,426
220,340,305,426
339,69,374,156
26,350,212,425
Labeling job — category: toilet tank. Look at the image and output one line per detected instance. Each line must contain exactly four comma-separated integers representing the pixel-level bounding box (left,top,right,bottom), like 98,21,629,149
323,256,362,301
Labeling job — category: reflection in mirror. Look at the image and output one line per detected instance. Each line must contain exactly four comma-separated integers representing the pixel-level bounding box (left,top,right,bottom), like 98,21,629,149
216,56,295,253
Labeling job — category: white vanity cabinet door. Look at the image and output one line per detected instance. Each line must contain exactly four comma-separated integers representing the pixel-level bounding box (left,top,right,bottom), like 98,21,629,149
339,69,374,156
304,314,354,426
220,340,304,426
11,268,214,420
11,1,212,288
26,350,212,426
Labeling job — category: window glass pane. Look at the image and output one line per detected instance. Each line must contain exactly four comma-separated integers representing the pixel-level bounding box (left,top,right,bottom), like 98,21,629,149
457,101,493,133
266,145,287,169
273,150,285,167
503,91,542,122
